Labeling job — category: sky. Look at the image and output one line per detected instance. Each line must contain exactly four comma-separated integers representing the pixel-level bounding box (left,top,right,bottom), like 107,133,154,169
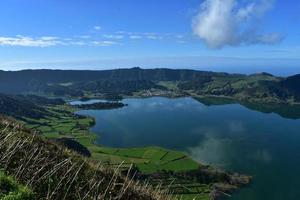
0,0,299,75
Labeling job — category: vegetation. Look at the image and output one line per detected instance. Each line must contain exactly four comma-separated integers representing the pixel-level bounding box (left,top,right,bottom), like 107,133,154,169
0,94,52,119
179,73,300,104
53,138,92,157
17,94,65,106
74,102,127,110
71,79,167,96
280,74,300,101
0,170,33,200
44,85,84,97
0,117,170,200
1,68,299,104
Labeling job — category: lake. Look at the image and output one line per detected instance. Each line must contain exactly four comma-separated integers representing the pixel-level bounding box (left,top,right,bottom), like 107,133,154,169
75,97,300,200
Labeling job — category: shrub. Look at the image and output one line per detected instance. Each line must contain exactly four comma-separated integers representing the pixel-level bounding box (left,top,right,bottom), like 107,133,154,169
0,170,34,200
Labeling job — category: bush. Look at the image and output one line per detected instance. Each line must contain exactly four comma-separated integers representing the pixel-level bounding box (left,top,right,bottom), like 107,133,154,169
0,170,34,200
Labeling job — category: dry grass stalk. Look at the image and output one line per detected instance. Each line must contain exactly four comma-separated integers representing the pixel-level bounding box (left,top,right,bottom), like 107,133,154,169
0,117,173,200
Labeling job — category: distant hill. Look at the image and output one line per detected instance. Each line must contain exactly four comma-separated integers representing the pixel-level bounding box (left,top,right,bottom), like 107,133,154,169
0,68,242,94
71,79,167,95
0,67,299,103
0,94,64,119
280,74,300,100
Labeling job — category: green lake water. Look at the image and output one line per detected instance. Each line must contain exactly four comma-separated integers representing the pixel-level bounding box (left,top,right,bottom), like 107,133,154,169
76,97,300,200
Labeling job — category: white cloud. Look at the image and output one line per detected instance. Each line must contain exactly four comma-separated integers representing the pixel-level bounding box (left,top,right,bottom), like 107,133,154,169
176,35,184,39
39,36,59,41
254,33,283,43
146,35,163,40
129,35,143,39
0,35,61,47
0,34,122,48
78,35,91,39
70,41,87,46
93,26,102,30
192,0,283,49
115,31,188,41
176,40,186,44
0,31,189,48
92,40,118,46
103,34,124,40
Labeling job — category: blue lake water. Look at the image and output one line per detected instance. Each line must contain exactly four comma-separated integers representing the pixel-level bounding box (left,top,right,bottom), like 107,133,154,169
76,97,300,200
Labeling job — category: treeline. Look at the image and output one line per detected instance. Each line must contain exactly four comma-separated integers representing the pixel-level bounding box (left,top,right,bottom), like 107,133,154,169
44,85,84,97
71,79,166,95
53,138,91,157
74,102,127,110
18,94,65,105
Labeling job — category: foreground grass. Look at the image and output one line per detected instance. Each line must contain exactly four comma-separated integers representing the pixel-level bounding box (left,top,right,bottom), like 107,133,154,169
0,170,33,200
0,117,170,200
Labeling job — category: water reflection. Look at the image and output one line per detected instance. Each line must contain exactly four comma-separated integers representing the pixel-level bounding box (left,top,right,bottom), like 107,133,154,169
196,96,300,120
188,135,233,168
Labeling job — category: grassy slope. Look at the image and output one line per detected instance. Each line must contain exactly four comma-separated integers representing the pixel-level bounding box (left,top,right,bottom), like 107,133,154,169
0,117,170,200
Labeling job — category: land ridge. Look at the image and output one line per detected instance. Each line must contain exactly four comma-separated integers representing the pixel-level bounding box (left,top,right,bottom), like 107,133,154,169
0,67,299,104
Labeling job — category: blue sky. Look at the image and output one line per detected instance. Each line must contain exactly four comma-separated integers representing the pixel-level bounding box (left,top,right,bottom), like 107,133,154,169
0,0,299,75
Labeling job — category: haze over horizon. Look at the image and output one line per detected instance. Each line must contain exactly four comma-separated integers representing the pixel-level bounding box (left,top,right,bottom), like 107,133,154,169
0,0,299,75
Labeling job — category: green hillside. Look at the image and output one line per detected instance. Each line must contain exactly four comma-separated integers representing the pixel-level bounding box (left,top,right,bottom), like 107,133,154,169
0,117,170,200
0,68,299,104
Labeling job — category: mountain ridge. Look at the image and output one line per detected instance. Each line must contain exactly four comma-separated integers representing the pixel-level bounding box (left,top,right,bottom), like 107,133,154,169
0,67,299,103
